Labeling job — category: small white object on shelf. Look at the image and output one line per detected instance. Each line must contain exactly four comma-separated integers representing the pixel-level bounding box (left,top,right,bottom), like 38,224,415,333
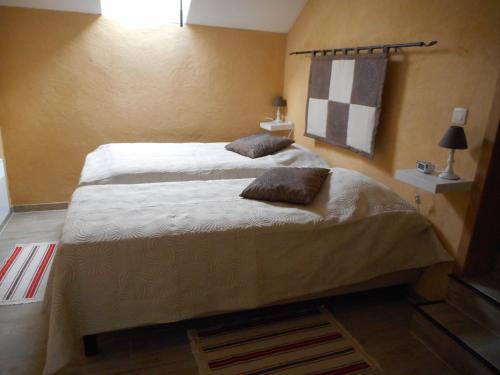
395,169,473,194
260,120,294,132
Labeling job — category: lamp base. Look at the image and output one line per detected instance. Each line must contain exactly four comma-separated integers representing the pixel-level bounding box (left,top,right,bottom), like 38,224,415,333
438,148,460,180
438,171,460,180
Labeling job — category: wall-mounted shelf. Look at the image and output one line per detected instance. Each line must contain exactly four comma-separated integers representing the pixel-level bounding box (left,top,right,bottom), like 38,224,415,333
260,120,294,132
395,169,473,194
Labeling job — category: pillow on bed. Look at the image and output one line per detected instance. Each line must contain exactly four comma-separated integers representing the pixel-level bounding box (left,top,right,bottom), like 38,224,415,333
225,133,294,158
240,167,330,205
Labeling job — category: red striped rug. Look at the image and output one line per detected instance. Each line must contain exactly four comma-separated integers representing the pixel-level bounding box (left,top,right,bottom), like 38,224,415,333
0,243,57,305
188,306,380,375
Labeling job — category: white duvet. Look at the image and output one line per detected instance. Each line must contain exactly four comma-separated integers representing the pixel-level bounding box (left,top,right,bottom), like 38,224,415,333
79,142,329,186
44,168,451,374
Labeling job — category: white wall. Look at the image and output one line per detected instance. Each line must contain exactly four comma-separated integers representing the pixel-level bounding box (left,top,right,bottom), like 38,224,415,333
0,159,10,226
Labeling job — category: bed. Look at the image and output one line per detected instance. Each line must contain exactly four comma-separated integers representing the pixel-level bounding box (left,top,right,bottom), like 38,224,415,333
79,142,329,186
43,168,451,374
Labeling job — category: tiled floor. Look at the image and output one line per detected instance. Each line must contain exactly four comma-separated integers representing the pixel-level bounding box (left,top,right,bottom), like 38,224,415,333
0,210,66,375
0,210,457,374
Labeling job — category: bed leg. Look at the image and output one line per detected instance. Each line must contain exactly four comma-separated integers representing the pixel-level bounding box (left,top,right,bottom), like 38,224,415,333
83,334,99,357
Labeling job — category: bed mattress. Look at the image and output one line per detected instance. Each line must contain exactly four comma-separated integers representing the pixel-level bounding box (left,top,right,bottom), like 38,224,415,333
79,142,329,186
43,168,451,374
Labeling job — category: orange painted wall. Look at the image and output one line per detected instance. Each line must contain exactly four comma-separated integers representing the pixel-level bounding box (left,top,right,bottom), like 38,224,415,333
0,7,286,205
284,0,500,256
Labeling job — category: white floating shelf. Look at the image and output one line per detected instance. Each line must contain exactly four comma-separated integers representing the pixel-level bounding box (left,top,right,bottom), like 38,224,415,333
260,120,294,131
395,169,473,194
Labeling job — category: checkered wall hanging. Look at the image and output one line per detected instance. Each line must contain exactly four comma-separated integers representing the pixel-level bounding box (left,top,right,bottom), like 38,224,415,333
305,54,388,158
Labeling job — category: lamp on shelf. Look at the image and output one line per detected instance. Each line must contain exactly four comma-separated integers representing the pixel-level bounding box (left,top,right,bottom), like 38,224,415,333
438,125,468,180
272,96,287,122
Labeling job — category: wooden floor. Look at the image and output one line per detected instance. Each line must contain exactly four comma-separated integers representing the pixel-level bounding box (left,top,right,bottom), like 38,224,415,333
463,273,500,305
418,302,500,370
0,210,458,375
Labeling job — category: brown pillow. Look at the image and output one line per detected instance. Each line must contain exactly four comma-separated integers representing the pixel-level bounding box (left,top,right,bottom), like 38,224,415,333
225,133,294,159
240,167,330,205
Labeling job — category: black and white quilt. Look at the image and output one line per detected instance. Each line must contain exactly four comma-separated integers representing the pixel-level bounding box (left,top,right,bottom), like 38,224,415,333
305,54,388,158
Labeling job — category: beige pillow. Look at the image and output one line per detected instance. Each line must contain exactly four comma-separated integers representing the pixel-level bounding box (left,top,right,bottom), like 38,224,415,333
225,133,294,159
240,167,330,205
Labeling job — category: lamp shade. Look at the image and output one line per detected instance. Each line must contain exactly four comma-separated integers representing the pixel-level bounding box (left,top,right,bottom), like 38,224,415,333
438,126,468,150
272,96,286,107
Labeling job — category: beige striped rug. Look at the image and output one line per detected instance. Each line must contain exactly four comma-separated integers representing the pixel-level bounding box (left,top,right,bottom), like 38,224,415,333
188,306,380,375
0,243,57,305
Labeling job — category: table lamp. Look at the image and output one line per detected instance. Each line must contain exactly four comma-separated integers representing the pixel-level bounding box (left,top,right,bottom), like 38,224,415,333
438,125,468,180
272,96,286,122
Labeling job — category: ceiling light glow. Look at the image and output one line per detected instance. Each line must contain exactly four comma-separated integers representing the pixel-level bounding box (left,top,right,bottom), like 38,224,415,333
101,0,184,28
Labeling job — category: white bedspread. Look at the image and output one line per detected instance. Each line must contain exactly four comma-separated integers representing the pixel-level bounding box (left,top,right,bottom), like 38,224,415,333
44,168,451,374
79,142,329,186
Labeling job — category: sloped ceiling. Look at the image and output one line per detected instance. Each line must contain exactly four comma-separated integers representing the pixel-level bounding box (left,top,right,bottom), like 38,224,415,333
0,0,101,14
185,0,307,33
0,0,307,33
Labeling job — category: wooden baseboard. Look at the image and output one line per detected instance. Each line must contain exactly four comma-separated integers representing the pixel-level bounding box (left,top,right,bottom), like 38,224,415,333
12,202,68,212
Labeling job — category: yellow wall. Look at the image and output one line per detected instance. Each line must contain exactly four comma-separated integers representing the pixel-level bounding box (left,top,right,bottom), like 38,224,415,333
284,0,500,255
0,7,286,204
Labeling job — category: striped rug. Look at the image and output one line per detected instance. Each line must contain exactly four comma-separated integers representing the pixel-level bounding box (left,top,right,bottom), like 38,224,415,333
0,243,57,305
188,306,379,375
